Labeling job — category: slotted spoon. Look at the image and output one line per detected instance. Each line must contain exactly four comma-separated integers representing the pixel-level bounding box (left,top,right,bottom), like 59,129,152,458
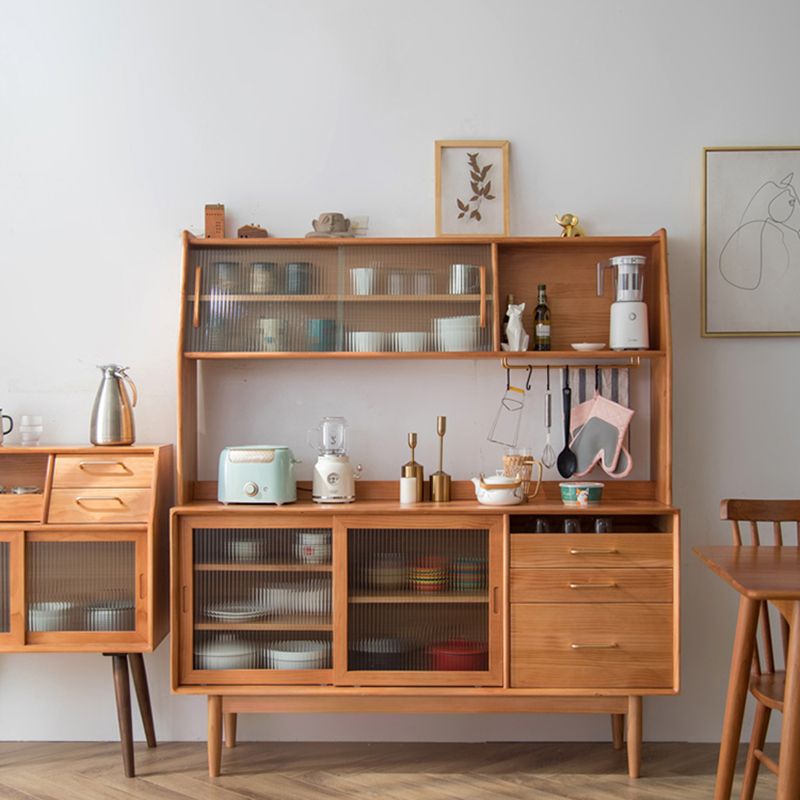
541,365,556,468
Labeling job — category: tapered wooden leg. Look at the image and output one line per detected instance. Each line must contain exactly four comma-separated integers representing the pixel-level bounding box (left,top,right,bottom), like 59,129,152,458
208,696,222,778
626,696,642,778
740,702,770,800
611,713,625,750
110,655,135,778
224,713,237,749
777,601,800,800
715,596,760,800
128,653,157,749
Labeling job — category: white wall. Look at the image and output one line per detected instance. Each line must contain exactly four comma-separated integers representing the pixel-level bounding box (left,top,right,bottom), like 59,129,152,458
1,0,799,743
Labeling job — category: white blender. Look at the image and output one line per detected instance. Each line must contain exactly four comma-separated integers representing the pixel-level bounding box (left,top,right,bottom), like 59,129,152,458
308,416,362,503
597,255,649,350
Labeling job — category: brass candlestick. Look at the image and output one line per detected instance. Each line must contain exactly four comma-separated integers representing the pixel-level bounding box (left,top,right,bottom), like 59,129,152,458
429,416,451,502
401,432,425,502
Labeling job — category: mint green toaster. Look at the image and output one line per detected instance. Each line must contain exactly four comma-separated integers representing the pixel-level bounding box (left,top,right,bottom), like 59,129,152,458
218,446,298,505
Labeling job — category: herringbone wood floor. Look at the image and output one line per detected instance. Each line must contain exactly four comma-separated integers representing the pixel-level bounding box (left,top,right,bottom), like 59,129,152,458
0,741,779,799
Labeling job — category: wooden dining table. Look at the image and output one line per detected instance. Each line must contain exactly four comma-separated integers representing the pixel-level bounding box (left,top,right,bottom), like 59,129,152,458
694,545,800,799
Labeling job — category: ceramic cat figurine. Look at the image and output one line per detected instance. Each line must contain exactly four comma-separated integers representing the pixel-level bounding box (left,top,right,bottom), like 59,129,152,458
504,302,529,351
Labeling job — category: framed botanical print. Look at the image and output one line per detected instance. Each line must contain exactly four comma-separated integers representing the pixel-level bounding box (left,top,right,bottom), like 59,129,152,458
435,140,509,236
703,146,800,336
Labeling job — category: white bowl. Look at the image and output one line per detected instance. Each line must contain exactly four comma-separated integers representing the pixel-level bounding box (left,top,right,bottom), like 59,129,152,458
570,342,607,352
349,331,385,352
28,601,74,632
394,332,427,352
195,637,258,669
265,639,330,670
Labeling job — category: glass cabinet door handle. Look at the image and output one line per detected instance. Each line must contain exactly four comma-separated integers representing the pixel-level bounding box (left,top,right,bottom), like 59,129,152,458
479,265,487,329
491,585,500,614
139,573,146,600
570,642,619,650
193,265,202,328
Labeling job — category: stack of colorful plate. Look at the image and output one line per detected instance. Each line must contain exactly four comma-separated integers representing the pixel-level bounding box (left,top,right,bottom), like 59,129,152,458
451,557,486,592
409,557,447,592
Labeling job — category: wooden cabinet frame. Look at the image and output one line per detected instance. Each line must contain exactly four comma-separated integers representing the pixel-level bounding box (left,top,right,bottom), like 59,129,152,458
0,531,24,647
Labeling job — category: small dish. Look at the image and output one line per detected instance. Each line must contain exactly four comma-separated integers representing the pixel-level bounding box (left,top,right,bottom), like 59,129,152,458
570,342,606,352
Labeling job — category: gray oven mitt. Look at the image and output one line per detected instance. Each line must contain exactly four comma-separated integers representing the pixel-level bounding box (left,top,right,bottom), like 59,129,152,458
569,394,634,478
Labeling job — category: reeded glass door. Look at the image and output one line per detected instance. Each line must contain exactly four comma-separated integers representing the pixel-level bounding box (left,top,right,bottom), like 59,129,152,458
0,533,22,646
335,517,503,686
179,521,335,684
184,244,495,355
25,532,147,643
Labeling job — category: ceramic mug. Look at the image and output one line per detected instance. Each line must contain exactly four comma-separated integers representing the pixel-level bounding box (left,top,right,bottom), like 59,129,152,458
307,319,337,351
286,262,313,294
0,409,12,446
350,267,376,295
258,318,287,352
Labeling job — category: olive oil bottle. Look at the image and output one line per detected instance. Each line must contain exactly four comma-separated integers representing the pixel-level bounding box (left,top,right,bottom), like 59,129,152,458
533,284,551,351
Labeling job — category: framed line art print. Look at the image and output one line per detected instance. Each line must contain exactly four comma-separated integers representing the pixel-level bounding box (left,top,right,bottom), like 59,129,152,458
435,140,509,236
703,146,800,336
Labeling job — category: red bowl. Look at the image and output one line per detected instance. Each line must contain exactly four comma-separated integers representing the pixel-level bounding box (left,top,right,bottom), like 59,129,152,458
429,640,488,671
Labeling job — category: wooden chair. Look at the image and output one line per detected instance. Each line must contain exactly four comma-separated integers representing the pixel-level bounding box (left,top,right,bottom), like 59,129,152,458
721,498,800,799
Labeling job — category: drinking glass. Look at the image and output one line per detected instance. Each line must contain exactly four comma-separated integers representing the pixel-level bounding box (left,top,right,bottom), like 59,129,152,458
20,415,43,446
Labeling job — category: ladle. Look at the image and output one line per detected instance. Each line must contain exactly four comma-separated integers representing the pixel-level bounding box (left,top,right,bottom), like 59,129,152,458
556,367,578,478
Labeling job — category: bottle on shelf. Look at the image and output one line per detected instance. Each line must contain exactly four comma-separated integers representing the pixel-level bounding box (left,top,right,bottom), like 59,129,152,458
533,284,551,351
501,293,515,347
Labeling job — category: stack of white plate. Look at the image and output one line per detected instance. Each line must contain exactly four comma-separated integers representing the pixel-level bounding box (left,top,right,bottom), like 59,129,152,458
86,602,136,631
195,635,258,669
265,639,331,670
28,600,74,632
433,315,480,352
393,332,427,352
205,602,267,622
258,582,330,616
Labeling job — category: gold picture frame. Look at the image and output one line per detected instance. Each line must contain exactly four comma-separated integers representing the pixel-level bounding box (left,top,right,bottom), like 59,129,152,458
435,140,509,237
702,145,800,337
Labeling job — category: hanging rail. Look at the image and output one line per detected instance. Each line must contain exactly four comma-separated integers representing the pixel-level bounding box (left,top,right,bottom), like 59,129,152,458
500,355,641,371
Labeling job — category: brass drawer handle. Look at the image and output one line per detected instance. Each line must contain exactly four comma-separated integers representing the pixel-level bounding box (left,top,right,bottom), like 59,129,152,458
569,548,618,555
570,642,619,650
75,496,126,507
79,460,132,473
568,582,618,589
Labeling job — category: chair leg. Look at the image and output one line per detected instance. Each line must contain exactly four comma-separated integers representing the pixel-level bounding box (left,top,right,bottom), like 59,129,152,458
208,696,222,778
129,653,157,749
611,713,625,750
109,654,135,778
627,696,642,778
224,713,237,749
740,702,771,800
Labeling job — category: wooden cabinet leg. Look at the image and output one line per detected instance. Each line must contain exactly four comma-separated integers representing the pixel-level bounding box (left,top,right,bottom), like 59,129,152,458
626,696,642,779
224,713,237,749
611,713,625,751
208,696,222,778
128,653,157,749
110,654,135,778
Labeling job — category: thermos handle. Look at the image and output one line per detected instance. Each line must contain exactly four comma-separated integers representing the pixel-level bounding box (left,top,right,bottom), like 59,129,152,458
116,368,138,408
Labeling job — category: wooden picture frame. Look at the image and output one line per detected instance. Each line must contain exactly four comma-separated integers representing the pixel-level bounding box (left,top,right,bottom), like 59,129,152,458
435,140,509,237
702,146,800,337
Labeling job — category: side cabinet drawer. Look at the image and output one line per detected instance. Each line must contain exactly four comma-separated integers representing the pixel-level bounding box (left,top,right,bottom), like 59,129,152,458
511,534,672,569
48,489,151,524
511,603,673,689
53,455,154,489
511,568,673,603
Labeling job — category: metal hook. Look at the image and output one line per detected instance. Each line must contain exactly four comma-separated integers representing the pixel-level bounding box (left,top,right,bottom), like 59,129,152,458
506,368,511,391
546,364,550,390
595,364,601,394
525,365,533,391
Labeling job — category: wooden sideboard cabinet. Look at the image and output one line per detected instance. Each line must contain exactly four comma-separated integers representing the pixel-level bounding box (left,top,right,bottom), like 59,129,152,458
0,445,173,777
171,504,679,778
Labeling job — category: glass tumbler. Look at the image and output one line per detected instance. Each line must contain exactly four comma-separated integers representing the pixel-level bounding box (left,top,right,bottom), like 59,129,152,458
20,415,43,446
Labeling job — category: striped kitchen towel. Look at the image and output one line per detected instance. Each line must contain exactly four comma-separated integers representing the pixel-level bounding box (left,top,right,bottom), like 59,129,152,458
561,367,630,409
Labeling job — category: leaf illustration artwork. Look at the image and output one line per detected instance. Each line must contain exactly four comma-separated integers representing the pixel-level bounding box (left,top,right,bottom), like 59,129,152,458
456,152,495,221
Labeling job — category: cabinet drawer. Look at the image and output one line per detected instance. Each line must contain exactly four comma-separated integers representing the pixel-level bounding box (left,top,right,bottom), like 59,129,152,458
53,455,154,489
511,568,672,603
0,494,44,522
511,603,673,689
48,489,151,524
511,534,672,569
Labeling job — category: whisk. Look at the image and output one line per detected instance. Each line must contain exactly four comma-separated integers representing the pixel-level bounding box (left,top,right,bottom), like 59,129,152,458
541,365,556,468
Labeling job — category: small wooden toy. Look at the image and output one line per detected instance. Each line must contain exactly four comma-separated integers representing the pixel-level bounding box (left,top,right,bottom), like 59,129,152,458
205,204,225,238
237,223,269,238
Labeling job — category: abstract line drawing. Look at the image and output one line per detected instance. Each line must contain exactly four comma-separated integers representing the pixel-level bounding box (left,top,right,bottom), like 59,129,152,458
704,147,800,336
718,172,800,290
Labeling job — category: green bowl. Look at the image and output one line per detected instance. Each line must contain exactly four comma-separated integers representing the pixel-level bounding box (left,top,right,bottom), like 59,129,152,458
559,482,604,506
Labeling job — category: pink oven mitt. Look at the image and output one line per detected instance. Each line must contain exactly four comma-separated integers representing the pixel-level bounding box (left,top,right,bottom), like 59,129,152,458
569,393,634,478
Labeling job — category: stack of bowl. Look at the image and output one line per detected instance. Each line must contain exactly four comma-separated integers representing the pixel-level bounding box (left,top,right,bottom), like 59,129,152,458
409,556,448,592
451,557,486,592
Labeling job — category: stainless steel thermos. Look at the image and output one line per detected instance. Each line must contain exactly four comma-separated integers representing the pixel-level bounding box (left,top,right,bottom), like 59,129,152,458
90,364,137,446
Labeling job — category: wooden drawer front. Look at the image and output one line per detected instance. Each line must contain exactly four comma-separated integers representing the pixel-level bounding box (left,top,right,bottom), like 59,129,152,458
48,489,150,524
53,455,154,489
0,494,44,522
511,568,672,604
511,534,672,569
511,603,673,689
